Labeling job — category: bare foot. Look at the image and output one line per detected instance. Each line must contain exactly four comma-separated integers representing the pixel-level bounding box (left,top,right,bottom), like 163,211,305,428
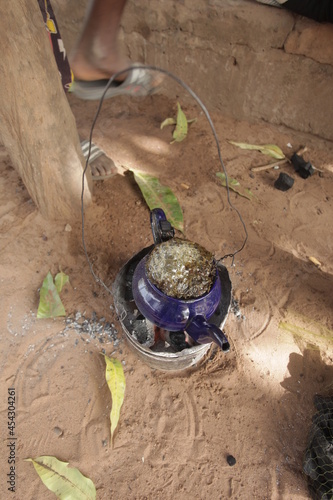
70,48,164,90
90,155,118,180
80,140,118,180
69,48,130,82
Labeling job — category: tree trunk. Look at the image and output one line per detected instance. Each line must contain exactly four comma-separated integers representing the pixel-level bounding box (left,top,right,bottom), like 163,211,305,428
0,0,92,221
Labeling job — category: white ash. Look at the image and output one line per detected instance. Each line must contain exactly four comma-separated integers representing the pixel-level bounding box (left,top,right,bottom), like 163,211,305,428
63,311,121,345
230,297,245,320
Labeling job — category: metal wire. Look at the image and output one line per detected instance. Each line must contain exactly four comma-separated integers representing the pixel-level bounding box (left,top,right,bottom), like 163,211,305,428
81,65,248,294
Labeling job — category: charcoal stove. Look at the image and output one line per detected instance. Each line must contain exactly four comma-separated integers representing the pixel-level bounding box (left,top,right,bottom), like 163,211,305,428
113,210,232,371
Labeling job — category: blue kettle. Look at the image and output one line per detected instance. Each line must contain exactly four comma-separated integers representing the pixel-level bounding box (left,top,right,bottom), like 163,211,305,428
132,209,230,352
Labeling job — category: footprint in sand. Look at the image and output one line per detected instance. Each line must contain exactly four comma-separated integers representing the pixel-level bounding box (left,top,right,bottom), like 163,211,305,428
238,288,273,342
141,387,205,467
13,330,106,459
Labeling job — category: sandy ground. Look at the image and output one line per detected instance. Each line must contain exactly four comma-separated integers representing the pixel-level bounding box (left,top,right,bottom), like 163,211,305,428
0,90,333,500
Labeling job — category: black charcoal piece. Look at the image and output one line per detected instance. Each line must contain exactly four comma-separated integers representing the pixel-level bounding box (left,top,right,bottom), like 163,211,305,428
291,153,314,179
227,455,236,466
274,172,294,191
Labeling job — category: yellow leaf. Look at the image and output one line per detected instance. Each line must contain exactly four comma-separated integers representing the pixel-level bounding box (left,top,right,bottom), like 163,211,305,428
278,320,332,349
105,355,126,447
308,256,321,268
26,456,96,499
229,141,285,160
160,117,176,129
278,310,333,351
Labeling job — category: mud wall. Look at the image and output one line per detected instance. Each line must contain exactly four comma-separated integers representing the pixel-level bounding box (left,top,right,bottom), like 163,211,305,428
54,0,333,141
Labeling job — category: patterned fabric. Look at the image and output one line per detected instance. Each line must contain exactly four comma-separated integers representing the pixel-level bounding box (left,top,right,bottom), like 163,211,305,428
38,0,73,91
256,0,288,6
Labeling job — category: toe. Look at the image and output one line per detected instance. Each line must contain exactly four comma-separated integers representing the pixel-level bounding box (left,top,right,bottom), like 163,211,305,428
90,156,118,180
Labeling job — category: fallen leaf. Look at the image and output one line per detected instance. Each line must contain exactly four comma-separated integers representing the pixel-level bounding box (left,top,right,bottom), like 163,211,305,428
216,172,254,201
161,104,196,142
26,456,96,500
172,102,188,143
55,271,69,294
131,170,184,232
105,356,126,447
279,320,333,349
160,117,177,129
37,272,66,318
229,141,285,160
308,256,321,268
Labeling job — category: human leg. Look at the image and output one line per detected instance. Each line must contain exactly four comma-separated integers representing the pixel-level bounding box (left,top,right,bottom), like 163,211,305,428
70,0,129,82
70,0,161,178
70,0,162,100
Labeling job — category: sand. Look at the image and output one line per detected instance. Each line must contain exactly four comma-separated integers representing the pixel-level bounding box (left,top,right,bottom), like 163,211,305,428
0,91,332,499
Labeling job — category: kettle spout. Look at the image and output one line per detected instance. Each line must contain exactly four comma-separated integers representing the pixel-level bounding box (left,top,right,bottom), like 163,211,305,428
185,315,230,352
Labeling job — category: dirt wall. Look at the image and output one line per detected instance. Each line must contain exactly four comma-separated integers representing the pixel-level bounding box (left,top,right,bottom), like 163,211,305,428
54,0,333,142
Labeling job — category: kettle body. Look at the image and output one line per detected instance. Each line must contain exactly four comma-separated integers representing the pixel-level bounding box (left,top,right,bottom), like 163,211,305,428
131,209,230,352
132,255,222,331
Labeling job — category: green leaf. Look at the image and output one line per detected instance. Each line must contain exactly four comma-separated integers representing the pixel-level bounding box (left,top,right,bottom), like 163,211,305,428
26,456,96,500
105,356,126,447
172,102,188,143
54,272,69,294
228,177,240,187
131,170,184,232
160,105,196,139
37,272,66,318
216,172,254,201
160,117,177,129
229,141,285,160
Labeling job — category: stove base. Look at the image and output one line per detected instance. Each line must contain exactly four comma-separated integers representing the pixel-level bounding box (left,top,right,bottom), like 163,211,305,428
113,246,232,371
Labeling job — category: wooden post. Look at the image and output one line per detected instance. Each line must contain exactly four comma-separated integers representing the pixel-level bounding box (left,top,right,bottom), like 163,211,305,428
0,0,92,221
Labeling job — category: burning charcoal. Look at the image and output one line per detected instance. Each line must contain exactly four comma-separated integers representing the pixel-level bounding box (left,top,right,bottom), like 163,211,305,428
169,331,189,351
